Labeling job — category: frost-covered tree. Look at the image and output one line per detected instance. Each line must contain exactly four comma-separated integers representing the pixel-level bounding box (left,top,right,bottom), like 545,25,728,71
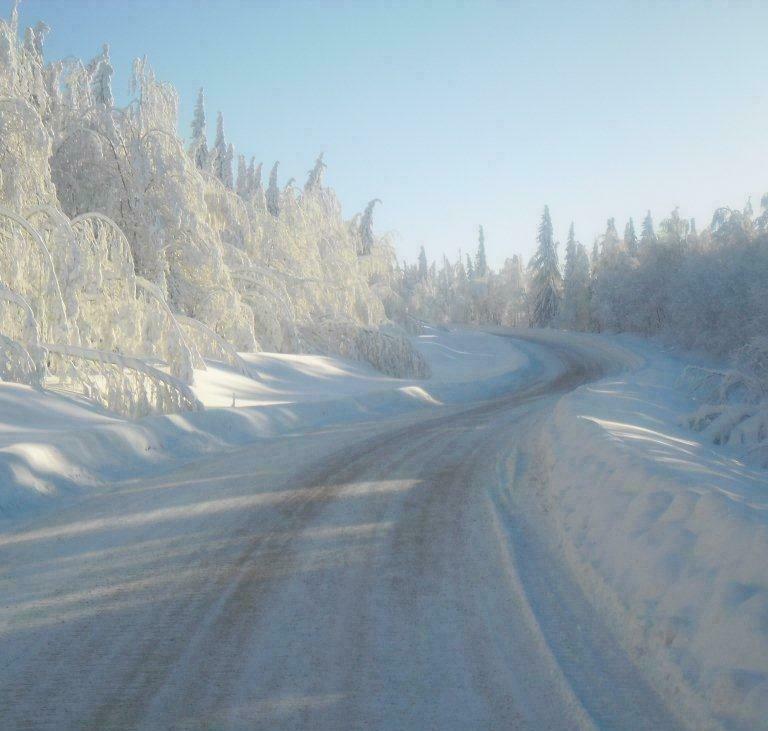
235,154,248,197
418,245,428,281
624,217,638,257
189,88,208,170
223,143,234,189
590,238,599,271
455,253,467,284
475,225,488,278
755,194,768,233
244,157,255,195
560,242,591,330
659,207,689,249
266,161,280,217
211,111,233,186
561,225,591,331
359,198,380,255
24,20,49,61
528,206,562,327
305,152,326,194
563,223,577,280
465,253,475,280
640,210,656,247
0,3,433,413
251,161,265,207
90,44,113,107
600,217,621,262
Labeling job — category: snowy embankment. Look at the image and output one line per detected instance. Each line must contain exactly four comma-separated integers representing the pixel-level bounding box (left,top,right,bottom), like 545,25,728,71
523,330,768,731
0,326,527,522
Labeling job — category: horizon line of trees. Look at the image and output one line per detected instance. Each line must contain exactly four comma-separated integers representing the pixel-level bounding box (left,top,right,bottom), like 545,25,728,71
402,195,767,363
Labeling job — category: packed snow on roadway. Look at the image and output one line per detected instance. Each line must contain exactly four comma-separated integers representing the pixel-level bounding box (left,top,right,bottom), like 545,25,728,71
1,326,766,730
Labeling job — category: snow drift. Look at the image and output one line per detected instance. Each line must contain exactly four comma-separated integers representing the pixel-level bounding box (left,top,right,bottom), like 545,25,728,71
525,332,768,730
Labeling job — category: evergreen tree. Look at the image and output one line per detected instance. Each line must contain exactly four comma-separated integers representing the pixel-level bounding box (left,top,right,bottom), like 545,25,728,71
624,217,638,256
561,224,591,330
465,253,475,279
305,152,326,194
455,252,467,284
418,246,429,281
252,161,266,208
475,225,488,278
572,243,592,329
640,210,656,247
600,217,620,261
528,205,562,327
266,161,280,217
245,157,256,196
212,112,231,185
236,155,248,197
223,143,234,189
563,222,577,283
687,217,699,247
359,199,381,255
189,88,208,170
91,44,114,107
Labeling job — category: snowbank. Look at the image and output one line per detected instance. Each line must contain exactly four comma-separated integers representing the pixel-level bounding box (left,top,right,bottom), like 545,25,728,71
530,333,768,730
0,327,529,522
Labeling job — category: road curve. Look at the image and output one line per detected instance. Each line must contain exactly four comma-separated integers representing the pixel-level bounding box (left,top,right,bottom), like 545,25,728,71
0,335,685,730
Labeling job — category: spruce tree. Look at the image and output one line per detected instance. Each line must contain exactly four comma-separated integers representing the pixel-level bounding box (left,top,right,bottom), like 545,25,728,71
418,246,429,280
236,155,248,197
563,222,577,283
223,143,234,189
624,217,638,256
561,223,581,328
359,199,381,255
475,225,488,278
245,157,256,196
465,253,475,280
252,161,266,209
529,205,562,327
266,161,280,217
572,243,592,329
212,112,231,185
91,44,114,108
600,217,620,261
190,88,208,170
305,152,326,194
455,252,467,284
641,210,656,247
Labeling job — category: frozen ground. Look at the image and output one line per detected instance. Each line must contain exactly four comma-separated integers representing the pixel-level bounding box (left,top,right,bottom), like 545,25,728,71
0,327,765,730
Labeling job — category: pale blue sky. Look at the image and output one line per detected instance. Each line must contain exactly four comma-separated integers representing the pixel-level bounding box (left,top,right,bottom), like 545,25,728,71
7,0,768,266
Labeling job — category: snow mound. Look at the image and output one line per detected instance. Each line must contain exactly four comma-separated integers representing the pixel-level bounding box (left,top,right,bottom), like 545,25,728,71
535,335,768,730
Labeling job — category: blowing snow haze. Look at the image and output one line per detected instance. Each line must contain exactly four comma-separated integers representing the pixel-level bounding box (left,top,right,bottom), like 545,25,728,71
0,1,767,729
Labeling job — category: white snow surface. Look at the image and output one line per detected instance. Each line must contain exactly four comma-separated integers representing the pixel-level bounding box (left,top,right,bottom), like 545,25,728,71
1,325,766,729
513,329,768,730
0,326,527,521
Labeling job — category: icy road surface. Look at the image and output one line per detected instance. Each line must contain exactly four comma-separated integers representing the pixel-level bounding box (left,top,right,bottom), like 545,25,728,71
0,336,685,730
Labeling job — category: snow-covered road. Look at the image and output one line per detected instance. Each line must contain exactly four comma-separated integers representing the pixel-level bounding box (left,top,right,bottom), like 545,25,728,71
0,336,687,730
